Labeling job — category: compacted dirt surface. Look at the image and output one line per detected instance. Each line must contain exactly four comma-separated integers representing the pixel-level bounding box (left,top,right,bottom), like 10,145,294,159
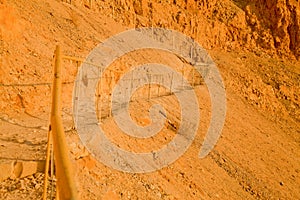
0,0,300,199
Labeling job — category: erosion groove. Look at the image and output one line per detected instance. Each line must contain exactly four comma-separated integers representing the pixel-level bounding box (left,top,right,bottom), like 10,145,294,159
210,150,282,199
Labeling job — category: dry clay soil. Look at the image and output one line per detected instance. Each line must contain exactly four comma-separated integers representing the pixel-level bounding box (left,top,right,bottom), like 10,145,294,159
0,0,300,199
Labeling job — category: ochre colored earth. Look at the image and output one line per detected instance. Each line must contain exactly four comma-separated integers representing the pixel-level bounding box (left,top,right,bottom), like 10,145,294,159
0,0,299,199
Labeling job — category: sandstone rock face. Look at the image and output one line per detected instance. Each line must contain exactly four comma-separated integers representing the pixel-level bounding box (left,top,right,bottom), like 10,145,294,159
109,0,300,58
243,0,300,58
0,0,299,117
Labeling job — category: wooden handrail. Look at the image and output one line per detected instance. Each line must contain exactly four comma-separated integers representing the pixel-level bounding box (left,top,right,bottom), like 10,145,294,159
50,45,79,200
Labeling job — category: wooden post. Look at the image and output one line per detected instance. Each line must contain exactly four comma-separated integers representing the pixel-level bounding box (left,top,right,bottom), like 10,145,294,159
170,72,173,95
157,75,161,97
89,0,92,9
192,69,195,88
130,71,134,101
42,128,52,200
181,64,184,90
51,146,54,199
151,20,154,38
190,45,193,60
51,45,78,200
0,29,3,56
172,34,175,50
98,67,102,122
148,74,151,101
112,4,115,19
133,13,136,28
109,76,112,117
75,61,81,126
96,65,99,121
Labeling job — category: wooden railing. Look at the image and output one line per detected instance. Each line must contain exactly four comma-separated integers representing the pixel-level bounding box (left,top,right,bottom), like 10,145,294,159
43,45,79,200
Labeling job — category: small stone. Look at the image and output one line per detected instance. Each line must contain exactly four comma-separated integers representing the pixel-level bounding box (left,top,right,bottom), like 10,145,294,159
40,126,48,130
157,192,162,198
35,183,41,189
19,180,25,190
24,178,30,184
279,181,284,186
17,138,25,143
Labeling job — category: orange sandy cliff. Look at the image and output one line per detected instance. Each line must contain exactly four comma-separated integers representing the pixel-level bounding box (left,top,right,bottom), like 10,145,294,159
0,0,299,199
